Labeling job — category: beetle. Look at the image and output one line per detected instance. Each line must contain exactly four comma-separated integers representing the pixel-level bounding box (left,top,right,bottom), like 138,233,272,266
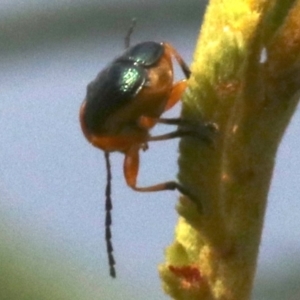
79,24,212,278
80,41,192,192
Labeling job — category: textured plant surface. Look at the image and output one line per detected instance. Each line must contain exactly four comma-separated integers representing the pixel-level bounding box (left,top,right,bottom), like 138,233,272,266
160,1,300,299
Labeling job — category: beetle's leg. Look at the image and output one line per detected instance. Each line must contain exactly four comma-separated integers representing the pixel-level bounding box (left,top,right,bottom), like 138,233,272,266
138,77,217,143
164,43,191,79
147,130,189,142
124,146,191,196
88,134,147,153
137,80,188,130
156,118,218,139
139,116,188,128
147,127,213,143
139,117,216,144
138,115,157,129
164,80,188,111
156,118,190,126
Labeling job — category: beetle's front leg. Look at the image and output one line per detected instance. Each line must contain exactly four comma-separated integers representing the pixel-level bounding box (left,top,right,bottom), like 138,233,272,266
137,80,187,130
123,146,191,196
164,43,191,78
164,80,188,112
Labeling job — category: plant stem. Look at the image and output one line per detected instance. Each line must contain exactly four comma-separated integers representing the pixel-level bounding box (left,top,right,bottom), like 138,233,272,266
160,1,300,299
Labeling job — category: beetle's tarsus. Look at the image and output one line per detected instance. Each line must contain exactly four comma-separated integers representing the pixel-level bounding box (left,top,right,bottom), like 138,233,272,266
178,120,218,144
164,181,197,203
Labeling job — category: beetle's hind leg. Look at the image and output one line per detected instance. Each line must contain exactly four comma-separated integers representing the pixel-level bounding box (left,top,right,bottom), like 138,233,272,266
123,146,193,198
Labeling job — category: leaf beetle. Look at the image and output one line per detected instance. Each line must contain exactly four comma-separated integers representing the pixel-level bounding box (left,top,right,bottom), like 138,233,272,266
80,40,192,196
79,22,211,278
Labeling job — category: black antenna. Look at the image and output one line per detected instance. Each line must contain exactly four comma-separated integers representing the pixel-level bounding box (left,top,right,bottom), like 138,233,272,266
104,151,116,278
125,18,136,49
103,19,136,278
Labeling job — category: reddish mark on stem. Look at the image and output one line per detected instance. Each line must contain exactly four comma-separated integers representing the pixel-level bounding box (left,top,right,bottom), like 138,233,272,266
169,264,203,289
